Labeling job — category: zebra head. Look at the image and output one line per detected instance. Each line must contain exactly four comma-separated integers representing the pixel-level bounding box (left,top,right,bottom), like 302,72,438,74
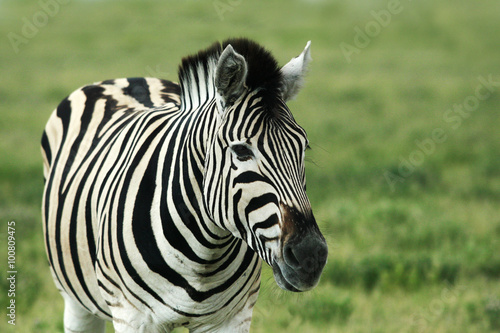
204,39,328,292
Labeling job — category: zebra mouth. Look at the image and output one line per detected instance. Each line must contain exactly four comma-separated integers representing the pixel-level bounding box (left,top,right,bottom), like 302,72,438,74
271,257,325,292
271,232,328,292
271,261,301,292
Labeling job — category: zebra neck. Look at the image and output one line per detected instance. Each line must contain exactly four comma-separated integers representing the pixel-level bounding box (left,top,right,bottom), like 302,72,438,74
179,58,218,112
178,102,227,239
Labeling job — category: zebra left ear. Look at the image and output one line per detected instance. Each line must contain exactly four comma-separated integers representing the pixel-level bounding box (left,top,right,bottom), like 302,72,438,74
280,41,312,102
215,44,248,107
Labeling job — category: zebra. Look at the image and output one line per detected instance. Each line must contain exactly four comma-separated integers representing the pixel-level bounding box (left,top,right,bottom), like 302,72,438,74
41,38,328,333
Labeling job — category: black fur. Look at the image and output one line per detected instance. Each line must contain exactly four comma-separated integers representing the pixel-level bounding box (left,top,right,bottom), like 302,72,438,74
178,38,283,107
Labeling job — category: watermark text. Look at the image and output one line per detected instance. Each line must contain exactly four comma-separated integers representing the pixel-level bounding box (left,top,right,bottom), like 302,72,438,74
7,0,71,54
6,221,16,325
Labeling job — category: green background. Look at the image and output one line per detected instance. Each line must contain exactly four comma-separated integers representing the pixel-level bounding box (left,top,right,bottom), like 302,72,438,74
1,0,499,332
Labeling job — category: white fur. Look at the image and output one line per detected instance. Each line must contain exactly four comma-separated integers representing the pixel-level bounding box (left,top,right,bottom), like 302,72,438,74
280,41,312,101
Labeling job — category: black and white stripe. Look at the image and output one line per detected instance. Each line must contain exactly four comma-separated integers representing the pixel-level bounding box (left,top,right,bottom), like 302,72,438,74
42,38,327,332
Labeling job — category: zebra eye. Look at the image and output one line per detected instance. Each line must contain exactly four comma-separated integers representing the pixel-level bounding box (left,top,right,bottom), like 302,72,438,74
231,144,254,161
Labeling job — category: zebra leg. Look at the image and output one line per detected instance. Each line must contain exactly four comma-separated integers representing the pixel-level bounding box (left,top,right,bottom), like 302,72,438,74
111,318,172,333
214,305,255,333
63,296,106,333
194,283,260,333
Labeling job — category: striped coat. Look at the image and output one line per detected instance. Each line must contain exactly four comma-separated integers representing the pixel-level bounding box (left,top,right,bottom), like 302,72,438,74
42,38,327,332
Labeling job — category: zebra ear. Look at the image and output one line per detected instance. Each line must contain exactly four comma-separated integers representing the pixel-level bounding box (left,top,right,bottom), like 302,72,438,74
280,41,312,102
215,44,248,106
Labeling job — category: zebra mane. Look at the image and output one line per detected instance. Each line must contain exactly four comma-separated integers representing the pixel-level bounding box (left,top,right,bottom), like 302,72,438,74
178,38,283,111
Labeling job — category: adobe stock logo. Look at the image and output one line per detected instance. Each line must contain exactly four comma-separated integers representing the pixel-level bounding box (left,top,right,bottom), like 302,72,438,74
213,0,242,21
7,0,71,54
384,74,499,192
340,0,405,64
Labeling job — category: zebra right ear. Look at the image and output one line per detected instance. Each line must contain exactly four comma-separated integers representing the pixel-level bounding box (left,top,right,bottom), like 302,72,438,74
279,41,312,102
215,44,248,107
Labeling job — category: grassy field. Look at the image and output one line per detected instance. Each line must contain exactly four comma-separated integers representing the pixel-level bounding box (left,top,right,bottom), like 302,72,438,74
1,0,499,332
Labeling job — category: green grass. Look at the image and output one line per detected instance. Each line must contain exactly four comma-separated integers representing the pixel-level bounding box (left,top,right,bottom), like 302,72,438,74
1,0,500,332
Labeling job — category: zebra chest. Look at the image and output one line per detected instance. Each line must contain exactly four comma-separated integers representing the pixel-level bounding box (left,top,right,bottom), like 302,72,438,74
95,215,262,329
88,148,258,322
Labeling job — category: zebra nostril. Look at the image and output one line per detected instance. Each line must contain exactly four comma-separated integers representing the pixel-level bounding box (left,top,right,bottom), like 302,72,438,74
283,243,301,269
282,234,328,274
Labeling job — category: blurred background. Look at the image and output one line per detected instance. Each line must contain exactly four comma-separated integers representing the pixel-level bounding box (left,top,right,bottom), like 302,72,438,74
1,0,499,332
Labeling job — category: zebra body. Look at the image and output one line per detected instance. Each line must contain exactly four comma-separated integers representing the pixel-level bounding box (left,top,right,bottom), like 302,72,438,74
42,39,328,332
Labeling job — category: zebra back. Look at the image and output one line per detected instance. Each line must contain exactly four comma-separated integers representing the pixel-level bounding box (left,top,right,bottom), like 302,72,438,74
41,77,180,178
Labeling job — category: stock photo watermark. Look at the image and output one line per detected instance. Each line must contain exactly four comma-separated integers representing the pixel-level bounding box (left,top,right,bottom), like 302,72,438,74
145,64,170,79
7,0,71,54
213,0,242,21
6,221,17,326
408,283,467,333
339,0,411,64
384,74,500,192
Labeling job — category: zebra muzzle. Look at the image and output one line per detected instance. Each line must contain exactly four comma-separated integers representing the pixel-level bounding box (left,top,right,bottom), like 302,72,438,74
272,206,328,292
